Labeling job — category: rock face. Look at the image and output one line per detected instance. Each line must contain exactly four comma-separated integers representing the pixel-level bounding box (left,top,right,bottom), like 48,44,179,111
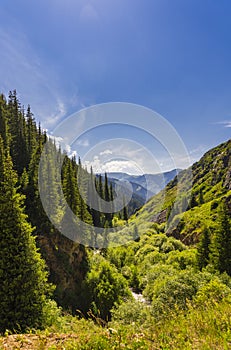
150,209,167,224
224,167,231,190
37,231,89,311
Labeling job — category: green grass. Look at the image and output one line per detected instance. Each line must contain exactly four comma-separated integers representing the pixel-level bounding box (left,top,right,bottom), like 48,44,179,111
1,298,231,349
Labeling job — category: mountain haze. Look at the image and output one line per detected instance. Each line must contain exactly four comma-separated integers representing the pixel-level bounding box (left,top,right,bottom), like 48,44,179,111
106,169,180,200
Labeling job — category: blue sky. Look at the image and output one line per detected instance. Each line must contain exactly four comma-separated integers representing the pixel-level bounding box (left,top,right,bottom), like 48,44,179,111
1,0,231,174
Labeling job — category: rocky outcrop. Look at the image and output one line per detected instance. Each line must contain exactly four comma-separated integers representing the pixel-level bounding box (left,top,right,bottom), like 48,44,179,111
37,231,89,312
150,209,167,224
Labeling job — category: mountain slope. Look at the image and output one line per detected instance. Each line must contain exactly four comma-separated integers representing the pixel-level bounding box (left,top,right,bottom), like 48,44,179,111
106,176,146,215
130,139,231,244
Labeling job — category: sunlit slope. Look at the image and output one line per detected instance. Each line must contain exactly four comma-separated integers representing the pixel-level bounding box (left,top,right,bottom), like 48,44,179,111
129,139,231,244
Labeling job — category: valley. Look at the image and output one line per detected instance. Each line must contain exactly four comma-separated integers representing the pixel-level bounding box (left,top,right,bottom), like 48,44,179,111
0,92,231,349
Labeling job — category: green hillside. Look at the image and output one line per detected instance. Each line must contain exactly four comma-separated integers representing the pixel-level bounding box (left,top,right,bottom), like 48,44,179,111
129,138,231,244
1,92,231,348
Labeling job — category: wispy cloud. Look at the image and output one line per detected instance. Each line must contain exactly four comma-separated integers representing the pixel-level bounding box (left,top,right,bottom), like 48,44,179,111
213,120,231,128
221,121,231,128
0,25,77,130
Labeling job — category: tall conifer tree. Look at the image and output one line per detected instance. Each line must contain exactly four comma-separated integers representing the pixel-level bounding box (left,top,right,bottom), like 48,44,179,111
0,137,52,333
210,202,231,275
104,173,112,226
196,226,211,270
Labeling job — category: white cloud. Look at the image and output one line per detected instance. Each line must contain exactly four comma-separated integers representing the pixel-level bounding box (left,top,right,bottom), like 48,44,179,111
84,153,185,175
84,157,142,175
79,137,197,175
99,149,113,156
70,150,78,158
76,138,90,147
82,140,169,174
102,160,142,174
47,135,64,143
47,134,72,153
222,121,231,128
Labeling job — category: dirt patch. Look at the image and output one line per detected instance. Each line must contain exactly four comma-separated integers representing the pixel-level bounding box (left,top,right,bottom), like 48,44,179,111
0,333,78,349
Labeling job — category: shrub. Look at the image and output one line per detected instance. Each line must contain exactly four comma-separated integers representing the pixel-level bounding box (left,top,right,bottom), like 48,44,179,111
193,278,231,307
83,257,131,320
111,300,151,325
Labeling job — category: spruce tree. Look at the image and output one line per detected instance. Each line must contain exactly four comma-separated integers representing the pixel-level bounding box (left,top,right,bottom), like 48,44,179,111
61,155,81,242
0,94,9,148
104,173,110,202
196,226,211,270
25,105,37,164
8,90,27,174
133,224,139,241
122,195,128,222
0,137,52,333
98,174,103,200
199,188,204,205
88,167,101,228
62,155,80,215
96,174,104,226
104,173,112,226
189,193,197,209
25,131,51,232
109,183,114,222
210,202,231,275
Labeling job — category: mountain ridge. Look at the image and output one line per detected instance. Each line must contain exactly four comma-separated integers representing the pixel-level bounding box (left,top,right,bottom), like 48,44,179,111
101,168,181,201
129,138,231,244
